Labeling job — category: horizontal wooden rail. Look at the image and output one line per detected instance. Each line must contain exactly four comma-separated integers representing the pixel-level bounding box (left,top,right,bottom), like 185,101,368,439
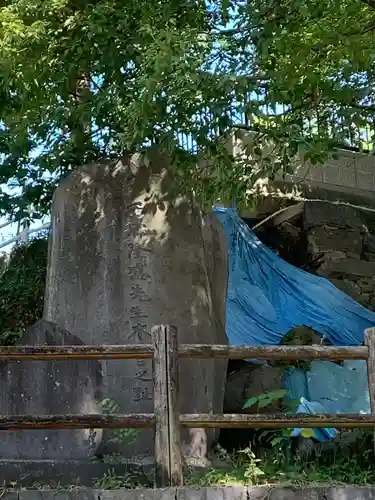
0,344,367,361
180,413,375,429
0,345,154,360
1,413,375,430
179,344,368,360
0,414,155,430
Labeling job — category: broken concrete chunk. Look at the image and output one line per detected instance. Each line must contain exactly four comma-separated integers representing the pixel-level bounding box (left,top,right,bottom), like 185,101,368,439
307,226,363,259
317,255,375,280
303,201,365,231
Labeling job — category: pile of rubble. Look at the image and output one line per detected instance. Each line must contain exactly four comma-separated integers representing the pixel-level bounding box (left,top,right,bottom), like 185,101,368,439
256,200,375,312
219,201,375,453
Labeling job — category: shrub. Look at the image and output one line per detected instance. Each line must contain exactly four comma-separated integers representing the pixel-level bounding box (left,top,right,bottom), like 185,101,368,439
0,236,48,344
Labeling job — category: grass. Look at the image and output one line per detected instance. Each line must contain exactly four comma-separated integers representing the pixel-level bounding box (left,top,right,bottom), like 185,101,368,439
89,430,375,489
185,450,375,488
6,431,375,490
186,432,375,488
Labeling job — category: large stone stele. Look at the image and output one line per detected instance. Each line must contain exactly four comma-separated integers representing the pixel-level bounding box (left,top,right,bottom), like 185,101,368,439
0,319,102,460
43,148,228,462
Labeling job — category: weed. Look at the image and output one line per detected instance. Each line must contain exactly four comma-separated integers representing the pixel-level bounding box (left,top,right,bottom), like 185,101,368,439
101,397,140,447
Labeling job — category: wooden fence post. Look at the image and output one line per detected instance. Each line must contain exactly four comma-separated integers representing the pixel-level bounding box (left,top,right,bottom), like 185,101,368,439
152,324,183,487
365,327,375,451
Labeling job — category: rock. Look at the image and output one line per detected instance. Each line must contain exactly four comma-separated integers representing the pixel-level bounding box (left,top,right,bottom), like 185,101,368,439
363,233,375,262
224,364,285,414
363,232,375,253
356,278,375,293
278,222,301,243
0,319,102,460
43,149,228,461
243,365,285,413
220,363,284,453
317,255,375,279
363,252,375,262
303,201,365,232
306,227,363,259
223,364,256,413
330,279,364,304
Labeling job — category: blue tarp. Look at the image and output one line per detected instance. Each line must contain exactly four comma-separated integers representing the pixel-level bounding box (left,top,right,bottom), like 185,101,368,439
214,207,375,439
214,206,375,347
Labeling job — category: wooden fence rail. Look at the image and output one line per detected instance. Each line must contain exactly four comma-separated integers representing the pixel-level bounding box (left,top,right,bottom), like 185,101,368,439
0,325,374,488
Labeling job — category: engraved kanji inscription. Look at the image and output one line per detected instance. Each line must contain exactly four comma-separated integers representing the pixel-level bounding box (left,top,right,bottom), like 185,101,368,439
135,369,152,382
128,264,151,281
130,284,149,301
128,243,142,260
128,322,150,342
132,385,152,403
130,305,148,320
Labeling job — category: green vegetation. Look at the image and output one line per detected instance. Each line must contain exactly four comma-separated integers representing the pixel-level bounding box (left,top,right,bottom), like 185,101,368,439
0,0,375,220
86,390,375,489
0,236,48,344
186,432,375,487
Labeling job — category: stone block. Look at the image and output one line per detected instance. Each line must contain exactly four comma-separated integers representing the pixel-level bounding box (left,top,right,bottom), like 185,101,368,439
363,233,375,258
303,201,365,231
307,227,363,258
178,487,247,500
330,279,363,304
0,320,102,460
317,255,375,280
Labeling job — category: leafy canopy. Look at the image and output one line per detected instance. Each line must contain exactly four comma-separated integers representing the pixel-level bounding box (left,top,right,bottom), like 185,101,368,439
0,0,375,218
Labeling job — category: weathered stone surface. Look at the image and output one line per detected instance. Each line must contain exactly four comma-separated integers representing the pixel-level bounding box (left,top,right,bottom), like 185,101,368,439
0,491,18,500
330,279,365,305
224,364,284,414
317,255,375,279
7,488,375,500
307,227,363,258
0,319,102,460
243,365,285,412
223,364,255,413
178,487,247,500
363,252,375,262
303,201,365,231
278,222,301,243
100,490,176,500
363,232,375,256
19,492,97,500
43,149,228,460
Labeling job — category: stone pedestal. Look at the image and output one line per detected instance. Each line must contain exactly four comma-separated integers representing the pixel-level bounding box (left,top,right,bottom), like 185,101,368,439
0,320,102,460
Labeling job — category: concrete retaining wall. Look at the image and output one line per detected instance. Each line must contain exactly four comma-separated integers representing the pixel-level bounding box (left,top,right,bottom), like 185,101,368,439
3,488,375,500
223,131,375,208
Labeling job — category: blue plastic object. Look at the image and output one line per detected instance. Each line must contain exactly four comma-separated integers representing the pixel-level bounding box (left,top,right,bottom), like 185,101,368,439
290,398,337,441
214,207,374,438
213,206,375,347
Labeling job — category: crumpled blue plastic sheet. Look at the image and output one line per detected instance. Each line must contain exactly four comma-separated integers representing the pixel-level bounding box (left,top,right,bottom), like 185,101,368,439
214,207,374,439
290,398,337,441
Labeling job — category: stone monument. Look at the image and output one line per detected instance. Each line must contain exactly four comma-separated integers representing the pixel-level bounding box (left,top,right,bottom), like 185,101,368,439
0,319,102,460
43,148,228,461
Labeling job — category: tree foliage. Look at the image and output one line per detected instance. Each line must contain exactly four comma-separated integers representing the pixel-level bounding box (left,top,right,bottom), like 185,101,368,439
0,236,48,344
0,0,375,218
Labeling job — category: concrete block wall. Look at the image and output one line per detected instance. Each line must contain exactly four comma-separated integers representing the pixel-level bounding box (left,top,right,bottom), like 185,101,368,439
290,149,375,193
223,130,375,205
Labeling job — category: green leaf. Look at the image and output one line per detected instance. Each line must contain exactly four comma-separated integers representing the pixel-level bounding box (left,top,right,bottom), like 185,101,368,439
0,0,374,216
243,396,259,409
